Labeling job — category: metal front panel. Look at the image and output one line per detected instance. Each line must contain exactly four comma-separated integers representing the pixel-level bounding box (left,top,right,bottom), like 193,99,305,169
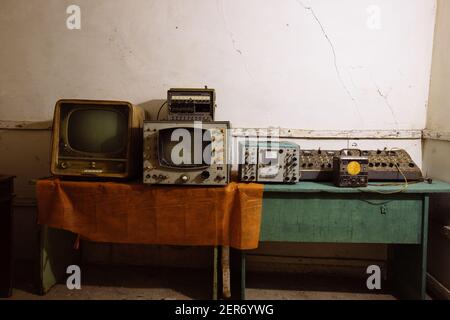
299,150,337,181
167,88,215,122
366,149,423,181
238,144,258,182
299,149,423,182
143,121,230,185
333,155,369,187
239,141,300,183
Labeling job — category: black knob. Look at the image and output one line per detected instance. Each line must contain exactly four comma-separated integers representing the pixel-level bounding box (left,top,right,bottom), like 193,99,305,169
201,171,210,179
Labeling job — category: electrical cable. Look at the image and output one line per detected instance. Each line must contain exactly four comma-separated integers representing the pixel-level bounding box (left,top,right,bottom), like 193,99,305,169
156,101,168,120
359,147,412,194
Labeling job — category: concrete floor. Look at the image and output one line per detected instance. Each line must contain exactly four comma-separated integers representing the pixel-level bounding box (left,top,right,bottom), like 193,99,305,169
3,264,397,300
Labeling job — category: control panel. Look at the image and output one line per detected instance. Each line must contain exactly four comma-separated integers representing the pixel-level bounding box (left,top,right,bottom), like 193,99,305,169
239,141,300,183
365,149,423,181
168,88,215,121
143,121,229,185
333,149,369,187
299,149,337,181
300,149,422,182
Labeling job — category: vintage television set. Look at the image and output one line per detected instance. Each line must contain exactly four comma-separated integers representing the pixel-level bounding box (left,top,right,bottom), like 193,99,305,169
143,121,230,185
50,99,144,179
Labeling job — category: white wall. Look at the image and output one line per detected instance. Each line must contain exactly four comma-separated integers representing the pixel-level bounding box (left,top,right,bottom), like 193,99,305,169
0,0,436,130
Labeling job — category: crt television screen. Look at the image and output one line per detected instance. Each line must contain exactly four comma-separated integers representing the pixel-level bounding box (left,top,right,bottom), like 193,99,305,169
158,127,212,168
67,109,127,154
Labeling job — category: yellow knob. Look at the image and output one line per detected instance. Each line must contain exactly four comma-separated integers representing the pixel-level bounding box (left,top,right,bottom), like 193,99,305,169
347,161,361,175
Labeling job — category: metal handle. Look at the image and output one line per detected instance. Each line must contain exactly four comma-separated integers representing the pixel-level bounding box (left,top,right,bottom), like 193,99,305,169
339,149,362,156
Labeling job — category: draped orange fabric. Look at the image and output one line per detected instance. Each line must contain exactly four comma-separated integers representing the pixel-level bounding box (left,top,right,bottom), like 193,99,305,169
36,179,263,250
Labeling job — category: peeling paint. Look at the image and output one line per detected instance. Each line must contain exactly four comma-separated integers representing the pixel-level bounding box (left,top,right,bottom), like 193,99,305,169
0,120,53,130
423,129,450,142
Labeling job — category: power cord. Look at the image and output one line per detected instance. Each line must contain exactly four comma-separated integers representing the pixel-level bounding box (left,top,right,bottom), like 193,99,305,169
156,101,168,120
359,147,412,194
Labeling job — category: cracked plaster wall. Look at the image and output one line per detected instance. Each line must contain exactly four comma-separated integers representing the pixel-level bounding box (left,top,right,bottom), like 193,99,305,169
0,0,436,130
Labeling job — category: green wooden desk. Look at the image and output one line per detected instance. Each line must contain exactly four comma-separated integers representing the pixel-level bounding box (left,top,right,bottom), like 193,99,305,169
236,180,450,300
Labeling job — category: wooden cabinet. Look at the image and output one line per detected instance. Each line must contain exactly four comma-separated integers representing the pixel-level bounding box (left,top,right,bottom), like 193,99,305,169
0,175,14,297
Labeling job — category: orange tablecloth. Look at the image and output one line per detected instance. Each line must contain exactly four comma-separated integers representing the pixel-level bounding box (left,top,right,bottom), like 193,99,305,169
36,179,263,250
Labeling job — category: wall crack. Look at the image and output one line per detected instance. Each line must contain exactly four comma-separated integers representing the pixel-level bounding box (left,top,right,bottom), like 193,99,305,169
296,0,363,123
217,0,254,81
373,82,399,128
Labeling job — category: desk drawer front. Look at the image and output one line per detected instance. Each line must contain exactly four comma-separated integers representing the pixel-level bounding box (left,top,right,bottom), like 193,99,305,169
260,194,423,244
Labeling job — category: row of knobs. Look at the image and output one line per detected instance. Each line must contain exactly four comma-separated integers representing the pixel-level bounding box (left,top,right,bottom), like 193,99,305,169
369,162,415,168
283,153,298,182
145,171,223,182
340,176,367,185
180,172,225,182
243,149,257,180
60,161,98,169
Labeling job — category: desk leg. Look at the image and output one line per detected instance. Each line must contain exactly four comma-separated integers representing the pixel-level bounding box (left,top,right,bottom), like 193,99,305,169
38,226,79,295
241,251,246,300
213,246,218,300
228,248,246,300
389,195,429,300
222,246,231,298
